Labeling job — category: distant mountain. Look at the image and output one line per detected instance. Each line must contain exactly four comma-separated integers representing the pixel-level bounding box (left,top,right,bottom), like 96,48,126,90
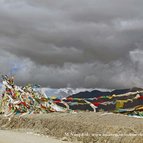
68,87,143,98
36,87,97,98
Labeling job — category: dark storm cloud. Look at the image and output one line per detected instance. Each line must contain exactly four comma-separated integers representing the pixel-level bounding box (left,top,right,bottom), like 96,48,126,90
0,0,143,88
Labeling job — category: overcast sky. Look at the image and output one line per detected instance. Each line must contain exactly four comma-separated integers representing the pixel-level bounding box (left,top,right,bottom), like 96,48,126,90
0,0,143,88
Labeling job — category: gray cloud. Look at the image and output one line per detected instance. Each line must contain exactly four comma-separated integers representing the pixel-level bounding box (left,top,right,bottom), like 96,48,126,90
0,0,143,88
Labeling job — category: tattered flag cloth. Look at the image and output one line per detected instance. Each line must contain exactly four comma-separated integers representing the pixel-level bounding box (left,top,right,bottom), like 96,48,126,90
91,102,103,106
1,75,143,117
139,96,143,100
0,75,71,116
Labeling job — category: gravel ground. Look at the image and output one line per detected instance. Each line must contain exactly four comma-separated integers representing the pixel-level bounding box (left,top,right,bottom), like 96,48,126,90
0,112,143,143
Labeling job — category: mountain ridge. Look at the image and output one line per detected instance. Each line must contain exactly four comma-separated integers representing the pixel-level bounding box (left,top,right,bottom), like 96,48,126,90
68,87,143,98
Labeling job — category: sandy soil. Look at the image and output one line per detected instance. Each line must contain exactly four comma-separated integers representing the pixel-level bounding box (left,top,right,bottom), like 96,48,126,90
0,130,70,143
0,112,143,143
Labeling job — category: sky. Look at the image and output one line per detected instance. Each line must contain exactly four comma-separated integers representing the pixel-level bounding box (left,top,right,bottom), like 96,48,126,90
0,0,143,89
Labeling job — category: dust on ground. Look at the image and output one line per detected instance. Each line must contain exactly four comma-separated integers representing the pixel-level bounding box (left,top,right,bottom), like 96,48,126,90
0,130,71,143
0,112,143,143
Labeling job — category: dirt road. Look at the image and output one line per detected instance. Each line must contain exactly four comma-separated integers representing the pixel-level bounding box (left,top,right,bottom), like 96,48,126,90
0,130,69,143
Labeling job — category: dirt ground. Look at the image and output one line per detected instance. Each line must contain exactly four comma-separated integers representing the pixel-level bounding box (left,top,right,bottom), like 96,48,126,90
0,112,143,143
0,130,71,143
